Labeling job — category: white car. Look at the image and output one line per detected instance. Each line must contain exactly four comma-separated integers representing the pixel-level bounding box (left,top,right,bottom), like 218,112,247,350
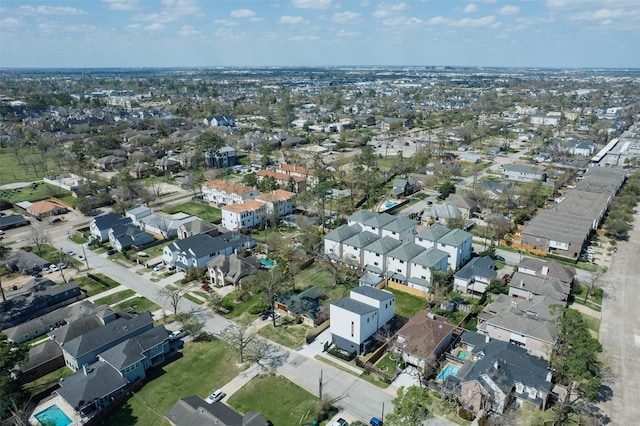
58,263,67,269
153,264,164,272
49,264,59,272
42,267,51,274
206,389,225,404
77,255,85,261
68,250,76,256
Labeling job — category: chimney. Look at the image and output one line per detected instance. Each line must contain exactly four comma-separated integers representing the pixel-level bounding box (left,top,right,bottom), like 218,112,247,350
511,300,518,310
541,265,549,276
82,364,90,376
485,334,490,343
494,361,499,370
546,371,553,382
520,279,525,288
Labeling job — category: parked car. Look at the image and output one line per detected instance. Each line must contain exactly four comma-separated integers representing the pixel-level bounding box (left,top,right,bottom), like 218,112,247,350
260,310,272,321
153,264,164,272
49,264,59,272
268,312,281,321
206,389,225,404
68,250,76,256
58,263,67,269
494,255,506,262
201,284,212,293
169,330,185,341
42,266,51,274
332,419,349,426
77,255,85,261
106,249,117,256
370,418,383,426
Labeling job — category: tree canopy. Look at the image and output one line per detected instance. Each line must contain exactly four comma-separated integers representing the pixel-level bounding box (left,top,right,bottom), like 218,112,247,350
386,386,432,426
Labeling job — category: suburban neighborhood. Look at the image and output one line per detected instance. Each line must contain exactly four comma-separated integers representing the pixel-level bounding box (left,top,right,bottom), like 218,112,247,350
1,65,639,426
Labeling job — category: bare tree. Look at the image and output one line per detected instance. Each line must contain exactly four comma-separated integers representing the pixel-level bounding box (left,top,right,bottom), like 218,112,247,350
206,291,223,313
584,266,602,302
159,286,190,315
219,324,260,363
29,225,50,255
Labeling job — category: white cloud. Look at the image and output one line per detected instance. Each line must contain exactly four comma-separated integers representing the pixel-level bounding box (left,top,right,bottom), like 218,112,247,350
496,5,520,16
570,8,636,20
464,4,478,13
292,0,333,9
1,17,24,28
279,15,305,24
231,9,256,19
373,2,408,18
382,16,423,26
178,25,201,36
428,15,497,27
20,5,87,15
213,19,238,26
160,0,201,17
332,11,361,24
103,0,138,11
144,23,165,31
335,29,361,38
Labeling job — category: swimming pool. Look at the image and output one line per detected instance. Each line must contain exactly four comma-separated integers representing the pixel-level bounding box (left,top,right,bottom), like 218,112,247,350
260,258,275,268
437,364,460,381
456,350,471,360
384,200,400,209
34,405,72,426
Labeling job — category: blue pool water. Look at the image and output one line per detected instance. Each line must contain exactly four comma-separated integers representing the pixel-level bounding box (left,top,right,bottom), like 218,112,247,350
34,405,72,426
437,364,460,381
384,200,400,209
260,258,275,268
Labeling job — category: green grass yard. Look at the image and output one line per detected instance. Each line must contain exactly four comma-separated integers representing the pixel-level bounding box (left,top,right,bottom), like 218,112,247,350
72,274,121,297
164,202,222,223
21,366,73,398
103,340,244,426
113,296,160,313
94,289,136,306
257,321,309,350
385,287,428,318
227,374,318,426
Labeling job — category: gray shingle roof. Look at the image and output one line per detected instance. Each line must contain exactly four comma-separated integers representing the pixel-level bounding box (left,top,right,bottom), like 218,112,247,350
99,326,170,371
343,231,379,249
63,312,154,359
437,228,472,247
347,210,377,225
166,396,269,426
350,286,394,301
387,242,425,262
332,298,378,315
324,224,362,242
415,224,450,242
454,256,496,281
382,216,416,233
363,212,396,229
56,361,129,411
363,236,402,255
411,247,449,267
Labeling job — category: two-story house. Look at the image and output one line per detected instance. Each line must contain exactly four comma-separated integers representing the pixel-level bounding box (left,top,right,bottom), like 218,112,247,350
330,287,395,354
502,164,547,182
361,236,402,276
202,180,260,206
221,199,267,231
407,248,450,292
453,256,497,296
162,232,256,271
256,189,296,220
386,242,426,285
436,228,473,270
90,214,132,242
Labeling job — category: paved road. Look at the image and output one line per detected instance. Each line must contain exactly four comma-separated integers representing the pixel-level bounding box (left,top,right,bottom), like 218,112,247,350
598,210,640,425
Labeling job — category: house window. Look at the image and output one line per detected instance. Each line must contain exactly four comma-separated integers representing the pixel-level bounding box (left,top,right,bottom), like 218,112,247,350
399,260,405,264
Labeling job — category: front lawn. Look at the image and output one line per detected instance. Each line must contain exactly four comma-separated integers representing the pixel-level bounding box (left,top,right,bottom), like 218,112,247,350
221,291,266,320
94,289,136,306
103,340,244,426
73,274,121,297
227,373,318,426
113,296,160,313
21,366,73,398
257,320,309,350
385,288,428,318
294,264,352,301
184,293,204,305
164,202,222,223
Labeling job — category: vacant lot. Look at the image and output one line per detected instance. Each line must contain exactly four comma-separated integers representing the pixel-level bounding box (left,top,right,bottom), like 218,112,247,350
385,287,428,319
0,148,65,186
73,273,121,297
113,296,160,313
164,202,222,223
227,374,318,425
294,263,353,301
94,289,136,306
103,340,243,426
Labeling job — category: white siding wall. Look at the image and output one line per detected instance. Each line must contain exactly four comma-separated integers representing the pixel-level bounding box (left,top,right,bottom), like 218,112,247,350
329,305,377,344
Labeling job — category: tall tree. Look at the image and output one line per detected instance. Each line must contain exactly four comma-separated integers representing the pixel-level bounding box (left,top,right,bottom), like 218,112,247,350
159,286,190,316
385,386,432,426
29,225,50,255
0,334,28,418
219,324,263,363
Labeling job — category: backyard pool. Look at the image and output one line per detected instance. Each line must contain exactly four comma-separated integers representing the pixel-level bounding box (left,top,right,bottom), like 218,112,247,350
34,405,72,426
437,364,460,381
384,200,401,209
259,258,275,268
456,350,471,360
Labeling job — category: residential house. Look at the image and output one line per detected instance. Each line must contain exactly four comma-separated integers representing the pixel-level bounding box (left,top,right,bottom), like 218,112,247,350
204,146,236,169
207,253,259,288
529,114,560,127
324,224,362,260
90,213,132,242
166,396,269,426
361,236,402,276
380,216,417,242
359,273,384,288
256,189,296,220
0,279,84,329
347,210,377,227
60,312,154,371
436,229,473,270
19,340,64,384
202,180,260,206
124,205,152,225
162,233,256,271
275,164,317,188
445,194,479,220
178,218,219,240
139,212,197,239
355,115,376,127
361,213,396,237
386,242,426,284
221,199,267,231
97,326,171,382
502,164,547,182
423,203,463,225
275,286,327,326
0,214,30,230
517,258,575,285
444,331,553,416
391,178,417,197
341,230,380,268
95,155,127,170
574,141,597,157
25,200,68,220
415,224,450,250
255,169,306,193
453,256,497,296
380,117,413,131
330,287,395,354
4,249,49,275
407,248,449,292
205,115,235,127
109,224,155,252
476,294,558,360
508,272,570,303
395,311,456,371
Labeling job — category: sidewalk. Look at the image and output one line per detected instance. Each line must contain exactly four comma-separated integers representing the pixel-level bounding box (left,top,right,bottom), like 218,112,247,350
296,329,364,375
218,362,265,401
86,285,125,302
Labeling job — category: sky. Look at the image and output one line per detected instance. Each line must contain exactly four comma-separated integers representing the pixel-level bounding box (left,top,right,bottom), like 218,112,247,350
1,0,639,69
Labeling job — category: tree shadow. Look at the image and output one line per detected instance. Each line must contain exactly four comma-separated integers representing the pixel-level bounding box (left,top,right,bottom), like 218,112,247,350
258,344,290,370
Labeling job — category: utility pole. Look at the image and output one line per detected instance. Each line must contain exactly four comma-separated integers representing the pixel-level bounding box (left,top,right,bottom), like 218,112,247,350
59,248,67,283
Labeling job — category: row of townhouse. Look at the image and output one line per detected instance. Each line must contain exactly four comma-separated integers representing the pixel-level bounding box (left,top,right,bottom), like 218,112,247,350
324,212,473,293
202,179,296,231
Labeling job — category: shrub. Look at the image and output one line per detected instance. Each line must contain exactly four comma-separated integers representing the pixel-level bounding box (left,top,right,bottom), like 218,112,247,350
193,332,215,342
249,304,267,315
478,417,491,426
458,407,475,421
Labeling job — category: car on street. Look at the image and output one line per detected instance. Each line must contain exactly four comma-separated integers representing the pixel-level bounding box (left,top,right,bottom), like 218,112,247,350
68,250,76,256
494,255,506,262
106,249,117,256
153,264,164,272
370,417,383,426
206,389,225,404
77,255,85,261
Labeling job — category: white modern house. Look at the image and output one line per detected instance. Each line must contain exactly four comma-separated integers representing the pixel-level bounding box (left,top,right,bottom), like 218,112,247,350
255,189,296,219
436,228,473,270
341,231,379,268
220,199,267,231
202,180,260,206
380,216,417,242
407,247,450,292
324,224,362,259
415,224,450,250
362,236,402,276
386,242,425,284
330,287,395,354
502,164,547,182
453,256,497,296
